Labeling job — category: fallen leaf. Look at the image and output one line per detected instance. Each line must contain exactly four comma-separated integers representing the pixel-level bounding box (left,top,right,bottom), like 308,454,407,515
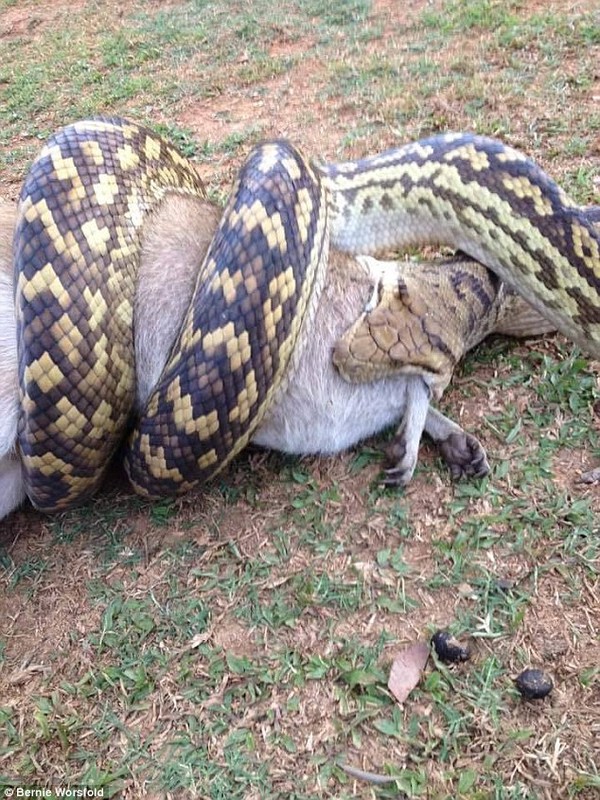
387,641,430,704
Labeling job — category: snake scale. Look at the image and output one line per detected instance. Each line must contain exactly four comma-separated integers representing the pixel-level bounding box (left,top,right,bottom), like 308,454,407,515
13,117,600,511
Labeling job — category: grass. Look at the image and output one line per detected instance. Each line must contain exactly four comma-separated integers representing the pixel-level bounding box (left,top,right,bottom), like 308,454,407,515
1,0,600,798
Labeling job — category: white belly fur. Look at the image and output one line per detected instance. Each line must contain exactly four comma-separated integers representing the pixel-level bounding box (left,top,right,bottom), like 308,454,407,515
253,250,407,454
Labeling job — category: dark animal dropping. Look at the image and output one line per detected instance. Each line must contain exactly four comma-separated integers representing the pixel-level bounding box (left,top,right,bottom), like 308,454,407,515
431,630,471,663
515,668,553,700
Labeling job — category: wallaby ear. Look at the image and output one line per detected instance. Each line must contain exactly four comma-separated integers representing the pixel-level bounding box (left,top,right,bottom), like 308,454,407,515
0,201,25,519
0,203,20,461
0,454,26,520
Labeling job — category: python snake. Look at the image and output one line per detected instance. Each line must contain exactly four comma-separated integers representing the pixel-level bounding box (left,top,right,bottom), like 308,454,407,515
14,118,600,511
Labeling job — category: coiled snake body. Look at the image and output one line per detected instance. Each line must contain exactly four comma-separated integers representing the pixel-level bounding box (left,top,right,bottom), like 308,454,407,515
14,118,600,511
16,119,328,508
